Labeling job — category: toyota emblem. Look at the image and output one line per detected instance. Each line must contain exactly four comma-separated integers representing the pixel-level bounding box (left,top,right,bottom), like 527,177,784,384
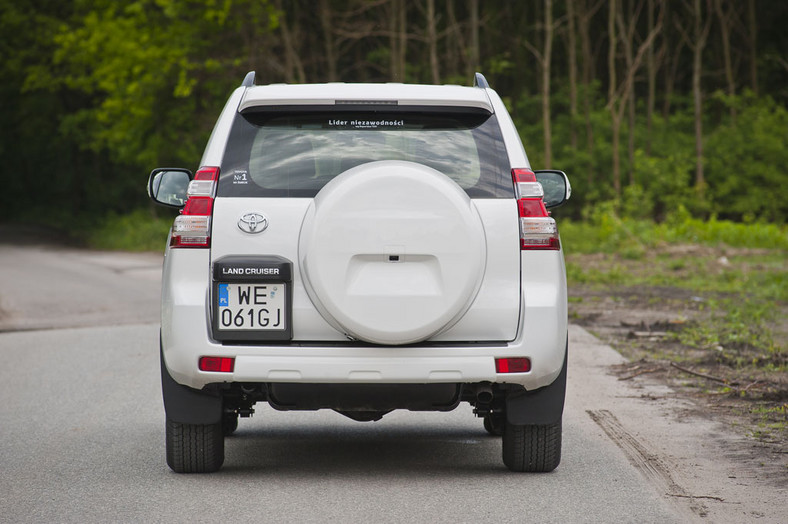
238,212,268,234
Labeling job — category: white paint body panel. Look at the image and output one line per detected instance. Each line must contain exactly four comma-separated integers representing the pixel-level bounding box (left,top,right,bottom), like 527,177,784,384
161,81,567,393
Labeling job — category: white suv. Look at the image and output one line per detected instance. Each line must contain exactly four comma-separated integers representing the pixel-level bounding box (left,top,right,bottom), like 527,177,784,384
148,72,571,473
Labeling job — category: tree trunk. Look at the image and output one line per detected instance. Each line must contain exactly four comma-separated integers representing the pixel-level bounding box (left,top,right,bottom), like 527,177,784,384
662,8,685,118
577,0,598,184
608,0,662,196
608,0,621,197
319,0,338,82
387,0,408,81
542,0,554,168
277,0,306,83
398,0,407,81
714,0,736,120
690,0,712,193
389,0,399,80
617,0,640,185
445,0,462,80
646,0,657,155
469,0,480,76
748,0,758,95
567,0,578,149
426,0,440,84
617,0,637,186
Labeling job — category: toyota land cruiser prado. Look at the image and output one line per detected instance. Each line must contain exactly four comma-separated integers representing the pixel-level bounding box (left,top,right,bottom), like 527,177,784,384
148,72,571,473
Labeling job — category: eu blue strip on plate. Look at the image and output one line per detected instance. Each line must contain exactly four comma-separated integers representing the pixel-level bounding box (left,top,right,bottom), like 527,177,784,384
218,284,229,306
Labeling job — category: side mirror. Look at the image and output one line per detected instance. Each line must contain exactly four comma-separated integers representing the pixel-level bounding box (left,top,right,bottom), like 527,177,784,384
148,168,192,208
534,170,571,209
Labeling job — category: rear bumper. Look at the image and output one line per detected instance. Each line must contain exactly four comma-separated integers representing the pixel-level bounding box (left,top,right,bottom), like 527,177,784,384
161,249,568,391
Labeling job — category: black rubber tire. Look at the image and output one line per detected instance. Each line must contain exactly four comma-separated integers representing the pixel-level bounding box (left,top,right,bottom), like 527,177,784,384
502,419,562,472
166,418,225,473
483,414,505,436
222,412,239,437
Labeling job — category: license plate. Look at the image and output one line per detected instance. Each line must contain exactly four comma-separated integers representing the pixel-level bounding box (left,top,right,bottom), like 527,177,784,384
216,282,286,330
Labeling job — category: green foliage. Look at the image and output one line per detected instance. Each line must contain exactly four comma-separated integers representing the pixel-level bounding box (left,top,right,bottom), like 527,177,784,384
561,205,788,256
1,1,787,229
1,0,277,222
87,208,175,252
706,93,788,222
24,0,278,169
563,208,787,372
660,207,788,249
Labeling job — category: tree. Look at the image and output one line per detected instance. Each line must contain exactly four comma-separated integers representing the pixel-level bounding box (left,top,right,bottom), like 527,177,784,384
566,0,579,149
645,0,663,154
576,0,604,183
714,0,737,120
676,0,713,193
319,0,339,81
525,0,557,168
606,0,663,197
425,0,440,84
3,0,787,225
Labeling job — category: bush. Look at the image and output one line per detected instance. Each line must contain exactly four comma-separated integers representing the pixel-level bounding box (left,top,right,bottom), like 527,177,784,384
559,204,788,255
88,208,174,251
706,93,788,222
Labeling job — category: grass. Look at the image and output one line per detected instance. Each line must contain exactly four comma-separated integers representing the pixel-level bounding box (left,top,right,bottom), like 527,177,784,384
86,208,175,252
561,210,787,442
561,209,787,373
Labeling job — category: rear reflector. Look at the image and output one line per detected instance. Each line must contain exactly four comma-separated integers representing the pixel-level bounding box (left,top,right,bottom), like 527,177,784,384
199,356,235,373
495,357,532,373
171,166,219,248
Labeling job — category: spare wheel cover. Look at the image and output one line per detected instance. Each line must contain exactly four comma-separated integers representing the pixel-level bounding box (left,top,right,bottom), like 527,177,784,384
299,160,487,345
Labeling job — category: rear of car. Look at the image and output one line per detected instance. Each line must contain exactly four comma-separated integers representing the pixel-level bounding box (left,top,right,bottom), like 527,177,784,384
149,73,569,473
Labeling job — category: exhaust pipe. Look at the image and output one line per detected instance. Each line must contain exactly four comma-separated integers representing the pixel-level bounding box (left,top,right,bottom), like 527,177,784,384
475,384,493,404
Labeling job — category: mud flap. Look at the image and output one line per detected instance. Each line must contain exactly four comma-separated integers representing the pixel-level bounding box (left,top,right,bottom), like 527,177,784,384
505,343,567,426
160,344,222,425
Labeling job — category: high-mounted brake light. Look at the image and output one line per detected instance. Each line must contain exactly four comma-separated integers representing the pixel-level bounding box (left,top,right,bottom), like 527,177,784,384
170,166,219,248
512,168,560,250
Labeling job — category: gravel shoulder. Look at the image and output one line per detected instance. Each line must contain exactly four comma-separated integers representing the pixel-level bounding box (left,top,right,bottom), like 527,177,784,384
568,277,787,500
569,324,787,522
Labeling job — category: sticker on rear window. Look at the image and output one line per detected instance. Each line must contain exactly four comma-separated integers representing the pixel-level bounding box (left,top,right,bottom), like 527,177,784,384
328,119,405,129
231,170,249,184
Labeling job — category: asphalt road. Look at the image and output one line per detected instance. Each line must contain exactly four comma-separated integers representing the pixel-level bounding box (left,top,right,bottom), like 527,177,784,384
0,243,784,523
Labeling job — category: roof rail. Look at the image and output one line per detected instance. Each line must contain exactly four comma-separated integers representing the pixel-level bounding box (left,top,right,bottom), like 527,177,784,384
242,71,256,87
473,72,489,88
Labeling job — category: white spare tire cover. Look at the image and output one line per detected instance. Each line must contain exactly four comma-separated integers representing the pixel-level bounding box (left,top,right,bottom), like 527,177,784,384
299,160,487,345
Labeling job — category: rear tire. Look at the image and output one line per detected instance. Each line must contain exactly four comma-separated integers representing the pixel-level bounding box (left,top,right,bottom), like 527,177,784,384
502,419,562,472
166,418,225,473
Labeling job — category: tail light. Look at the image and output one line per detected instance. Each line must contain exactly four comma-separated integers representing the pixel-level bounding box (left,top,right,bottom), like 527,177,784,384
512,168,560,250
171,166,219,248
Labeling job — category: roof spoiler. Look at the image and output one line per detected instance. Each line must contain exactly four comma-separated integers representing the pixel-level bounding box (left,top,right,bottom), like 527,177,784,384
242,71,256,87
242,70,488,89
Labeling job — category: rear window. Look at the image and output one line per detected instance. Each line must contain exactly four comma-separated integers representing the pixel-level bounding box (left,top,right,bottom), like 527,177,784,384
219,108,513,198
